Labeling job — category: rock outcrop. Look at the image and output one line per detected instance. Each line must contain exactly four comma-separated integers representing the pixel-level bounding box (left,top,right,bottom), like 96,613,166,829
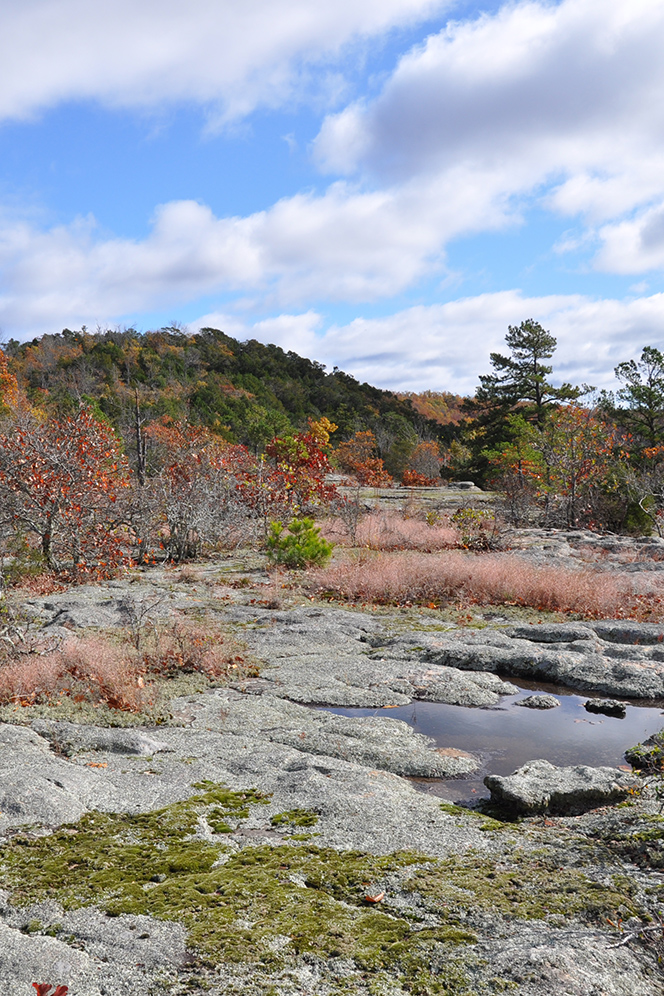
484,759,638,814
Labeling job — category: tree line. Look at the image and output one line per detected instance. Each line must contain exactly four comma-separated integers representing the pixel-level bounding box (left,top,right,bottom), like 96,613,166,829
2,321,664,579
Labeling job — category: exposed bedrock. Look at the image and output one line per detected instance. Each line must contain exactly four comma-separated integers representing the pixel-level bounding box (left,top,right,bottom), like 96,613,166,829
379,622,664,699
484,759,638,815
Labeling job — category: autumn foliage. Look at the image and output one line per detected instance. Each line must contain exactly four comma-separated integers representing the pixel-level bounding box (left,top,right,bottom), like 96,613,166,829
0,351,21,413
334,430,392,486
0,407,131,574
488,405,621,528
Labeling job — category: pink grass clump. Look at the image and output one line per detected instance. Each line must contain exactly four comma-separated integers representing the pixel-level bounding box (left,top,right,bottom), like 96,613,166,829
322,512,459,551
0,637,149,712
309,550,636,618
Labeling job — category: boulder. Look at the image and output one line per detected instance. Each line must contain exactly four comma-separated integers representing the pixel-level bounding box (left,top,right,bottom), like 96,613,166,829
584,699,626,718
515,694,560,709
624,731,664,770
484,759,637,815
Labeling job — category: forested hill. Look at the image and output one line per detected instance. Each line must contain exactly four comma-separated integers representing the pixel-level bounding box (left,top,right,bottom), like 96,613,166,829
3,327,449,448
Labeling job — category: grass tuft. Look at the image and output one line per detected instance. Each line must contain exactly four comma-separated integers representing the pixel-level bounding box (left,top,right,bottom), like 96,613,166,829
309,550,644,618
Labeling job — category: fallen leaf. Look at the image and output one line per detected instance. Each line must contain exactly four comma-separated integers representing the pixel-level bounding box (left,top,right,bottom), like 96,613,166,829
364,891,385,903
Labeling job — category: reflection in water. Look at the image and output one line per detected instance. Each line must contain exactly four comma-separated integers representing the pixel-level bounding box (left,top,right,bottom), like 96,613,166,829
322,681,664,804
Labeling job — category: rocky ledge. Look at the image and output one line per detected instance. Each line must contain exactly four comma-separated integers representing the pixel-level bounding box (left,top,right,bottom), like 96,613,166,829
1,547,664,995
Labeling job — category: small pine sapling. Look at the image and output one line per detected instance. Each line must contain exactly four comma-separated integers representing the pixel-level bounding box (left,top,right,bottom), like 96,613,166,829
266,517,334,569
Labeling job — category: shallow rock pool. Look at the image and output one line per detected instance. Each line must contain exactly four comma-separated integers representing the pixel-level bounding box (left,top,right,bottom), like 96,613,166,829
322,681,664,803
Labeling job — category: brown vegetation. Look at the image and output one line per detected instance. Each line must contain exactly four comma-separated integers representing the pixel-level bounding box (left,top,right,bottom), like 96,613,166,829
322,511,459,551
0,616,256,715
309,550,643,618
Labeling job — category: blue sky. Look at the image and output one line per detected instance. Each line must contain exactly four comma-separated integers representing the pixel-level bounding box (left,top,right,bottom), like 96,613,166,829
1,0,664,394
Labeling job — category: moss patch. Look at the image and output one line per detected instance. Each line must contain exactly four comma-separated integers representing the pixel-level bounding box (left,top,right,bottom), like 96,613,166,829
0,782,475,990
270,809,319,829
406,851,637,923
439,803,508,833
0,783,639,994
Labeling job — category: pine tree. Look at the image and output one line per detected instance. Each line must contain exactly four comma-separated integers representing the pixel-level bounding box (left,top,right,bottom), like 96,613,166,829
476,319,579,424
464,319,580,482
612,346,664,447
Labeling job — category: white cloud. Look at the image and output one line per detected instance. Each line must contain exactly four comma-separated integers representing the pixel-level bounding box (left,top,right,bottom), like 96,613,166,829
194,292,664,395
3,0,664,354
595,202,664,274
0,170,517,333
0,0,445,125
314,0,664,262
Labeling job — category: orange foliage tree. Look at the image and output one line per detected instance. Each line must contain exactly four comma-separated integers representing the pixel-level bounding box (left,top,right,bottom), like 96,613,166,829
334,430,392,486
0,407,131,573
489,406,619,527
0,351,21,414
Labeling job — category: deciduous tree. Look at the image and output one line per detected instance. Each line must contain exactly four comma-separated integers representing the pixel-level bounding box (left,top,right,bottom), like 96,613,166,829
0,407,130,573
335,430,392,486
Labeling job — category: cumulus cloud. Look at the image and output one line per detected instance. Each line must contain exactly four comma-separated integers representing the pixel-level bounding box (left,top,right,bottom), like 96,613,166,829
0,170,516,333
0,0,444,124
194,291,664,395
314,0,664,258
595,202,664,274
3,0,664,357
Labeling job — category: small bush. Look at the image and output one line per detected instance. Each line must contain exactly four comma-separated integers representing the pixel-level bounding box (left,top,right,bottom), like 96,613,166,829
0,636,149,713
0,618,257,717
140,621,252,681
266,517,333,569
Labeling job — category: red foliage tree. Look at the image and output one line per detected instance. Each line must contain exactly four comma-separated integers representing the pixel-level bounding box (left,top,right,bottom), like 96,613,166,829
262,417,338,515
0,407,130,574
144,417,255,560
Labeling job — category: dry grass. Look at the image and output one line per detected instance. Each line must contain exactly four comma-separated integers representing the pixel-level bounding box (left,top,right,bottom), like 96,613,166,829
309,550,644,619
0,619,257,714
140,620,253,681
322,511,459,551
0,636,149,712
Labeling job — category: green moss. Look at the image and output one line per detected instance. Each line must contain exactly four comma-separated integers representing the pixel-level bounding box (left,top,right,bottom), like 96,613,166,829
406,851,637,923
0,783,637,994
0,781,475,989
439,803,468,817
270,809,319,828
439,803,508,833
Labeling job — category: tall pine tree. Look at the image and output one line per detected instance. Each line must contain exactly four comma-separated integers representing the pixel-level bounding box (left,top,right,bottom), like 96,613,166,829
464,319,580,481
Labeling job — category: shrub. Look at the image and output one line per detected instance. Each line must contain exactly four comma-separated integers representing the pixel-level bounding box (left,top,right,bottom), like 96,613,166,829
0,617,257,716
140,620,252,681
309,550,636,618
0,636,149,713
267,517,333,568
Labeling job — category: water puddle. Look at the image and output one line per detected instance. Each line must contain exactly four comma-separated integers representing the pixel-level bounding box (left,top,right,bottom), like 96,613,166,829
322,680,664,804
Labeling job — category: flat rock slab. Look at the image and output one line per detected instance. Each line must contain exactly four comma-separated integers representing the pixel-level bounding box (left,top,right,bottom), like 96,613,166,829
384,625,664,698
174,690,479,777
236,605,518,707
484,759,638,815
